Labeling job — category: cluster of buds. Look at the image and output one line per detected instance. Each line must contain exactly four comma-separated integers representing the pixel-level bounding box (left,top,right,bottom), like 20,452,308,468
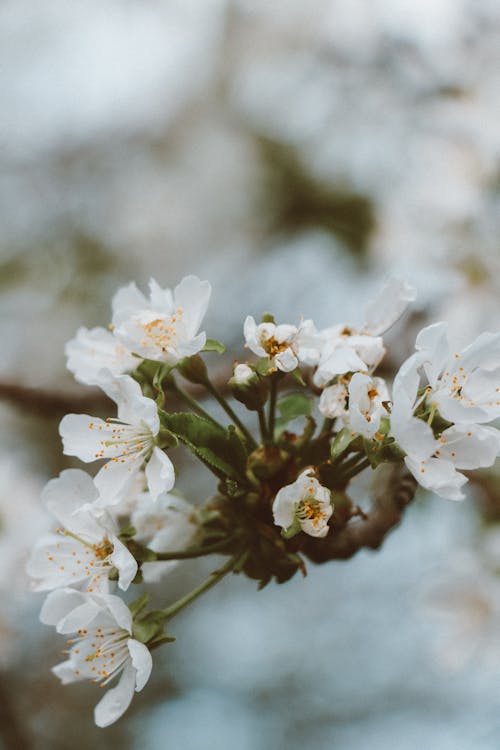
29,274,500,726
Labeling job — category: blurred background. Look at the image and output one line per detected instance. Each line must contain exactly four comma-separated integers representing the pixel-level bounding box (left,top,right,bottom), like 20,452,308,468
2,1,500,747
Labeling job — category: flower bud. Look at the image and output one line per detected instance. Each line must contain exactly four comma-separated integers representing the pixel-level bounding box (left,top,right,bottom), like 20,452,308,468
229,363,269,411
176,354,208,385
247,446,288,479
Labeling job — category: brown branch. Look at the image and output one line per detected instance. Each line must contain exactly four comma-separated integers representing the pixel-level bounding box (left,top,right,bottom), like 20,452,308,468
0,375,232,418
303,465,418,563
0,382,110,417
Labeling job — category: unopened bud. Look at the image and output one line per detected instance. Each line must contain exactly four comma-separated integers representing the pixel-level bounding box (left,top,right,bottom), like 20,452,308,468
177,355,208,385
247,446,287,478
229,363,269,411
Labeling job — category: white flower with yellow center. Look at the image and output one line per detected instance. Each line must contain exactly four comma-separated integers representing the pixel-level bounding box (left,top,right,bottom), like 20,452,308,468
272,469,333,538
415,322,500,424
40,589,152,728
65,326,139,387
244,317,320,373
314,277,416,387
111,275,211,364
390,352,500,501
59,375,174,506
27,470,137,594
348,373,389,439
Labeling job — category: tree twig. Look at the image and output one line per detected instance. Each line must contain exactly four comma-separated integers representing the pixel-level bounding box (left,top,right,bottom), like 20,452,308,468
303,465,418,563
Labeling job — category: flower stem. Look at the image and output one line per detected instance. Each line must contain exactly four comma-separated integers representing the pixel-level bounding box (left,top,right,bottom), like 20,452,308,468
160,552,247,620
155,534,240,561
257,406,270,445
267,376,278,443
168,379,222,428
338,457,371,482
204,380,257,449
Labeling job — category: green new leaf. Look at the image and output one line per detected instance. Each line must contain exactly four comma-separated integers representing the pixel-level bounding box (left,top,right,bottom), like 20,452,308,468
160,411,248,482
331,427,357,460
276,393,312,425
203,338,226,354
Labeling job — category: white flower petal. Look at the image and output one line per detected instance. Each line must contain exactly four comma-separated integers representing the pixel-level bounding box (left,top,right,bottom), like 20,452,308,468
112,282,148,320
59,414,112,462
110,536,138,592
363,277,416,336
103,375,159,434
127,639,153,692
274,348,298,372
94,663,137,728
145,448,175,501
42,469,100,535
39,588,87,626
173,275,211,338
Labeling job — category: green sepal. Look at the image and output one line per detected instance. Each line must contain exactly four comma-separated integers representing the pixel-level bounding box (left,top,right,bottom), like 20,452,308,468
129,593,150,618
255,357,273,376
330,427,357,460
132,613,165,644
281,519,301,539
118,525,137,540
148,633,176,648
289,368,306,386
203,338,226,354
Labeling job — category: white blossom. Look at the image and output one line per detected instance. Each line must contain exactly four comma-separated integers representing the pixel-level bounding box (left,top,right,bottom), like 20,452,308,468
41,589,152,728
415,322,500,424
59,375,174,506
390,351,500,500
318,382,348,419
27,470,137,593
244,317,321,373
131,491,198,582
65,326,138,387
111,275,211,364
348,373,389,439
314,277,415,387
272,469,333,538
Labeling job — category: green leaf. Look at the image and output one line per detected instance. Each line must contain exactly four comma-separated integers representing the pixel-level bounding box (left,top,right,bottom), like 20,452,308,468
203,338,226,354
277,393,312,421
129,593,150,618
160,411,248,481
330,427,357,460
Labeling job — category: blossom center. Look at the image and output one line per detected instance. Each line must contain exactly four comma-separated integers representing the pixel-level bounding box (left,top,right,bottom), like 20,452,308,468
139,309,184,353
297,494,327,528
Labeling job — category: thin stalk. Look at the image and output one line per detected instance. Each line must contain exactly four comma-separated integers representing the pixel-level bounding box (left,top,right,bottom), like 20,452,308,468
320,417,334,434
257,406,270,445
160,552,246,620
155,534,240,561
267,377,278,444
168,379,221,428
339,457,371,482
204,380,257,449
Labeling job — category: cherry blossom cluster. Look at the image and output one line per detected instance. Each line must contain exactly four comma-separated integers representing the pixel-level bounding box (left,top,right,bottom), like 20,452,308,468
29,274,500,727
